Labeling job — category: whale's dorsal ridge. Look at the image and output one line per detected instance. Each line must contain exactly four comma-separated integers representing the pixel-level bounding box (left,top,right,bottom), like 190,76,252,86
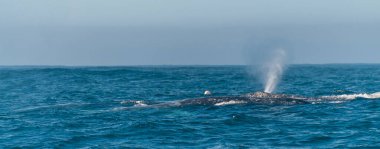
244,91,306,100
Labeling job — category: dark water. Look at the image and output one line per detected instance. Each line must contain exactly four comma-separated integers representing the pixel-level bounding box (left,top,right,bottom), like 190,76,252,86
1,65,380,148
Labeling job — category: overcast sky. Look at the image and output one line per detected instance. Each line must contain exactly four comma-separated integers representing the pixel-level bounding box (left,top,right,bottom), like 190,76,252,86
0,0,379,65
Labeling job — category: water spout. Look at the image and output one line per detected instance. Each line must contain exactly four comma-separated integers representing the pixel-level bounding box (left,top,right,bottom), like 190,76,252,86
263,48,286,93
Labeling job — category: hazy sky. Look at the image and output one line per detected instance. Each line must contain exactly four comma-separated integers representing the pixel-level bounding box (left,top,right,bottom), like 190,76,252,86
0,0,379,65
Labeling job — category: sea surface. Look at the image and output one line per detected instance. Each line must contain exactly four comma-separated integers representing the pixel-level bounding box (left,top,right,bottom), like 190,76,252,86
1,65,380,148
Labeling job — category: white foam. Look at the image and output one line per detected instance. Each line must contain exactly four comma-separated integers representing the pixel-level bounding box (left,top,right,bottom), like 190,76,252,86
120,100,148,107
134,101,148,107
214,100,247,106
328,100,346,104
322,92,380,100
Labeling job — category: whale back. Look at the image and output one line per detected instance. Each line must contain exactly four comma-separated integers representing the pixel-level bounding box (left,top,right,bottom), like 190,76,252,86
244,91,305,99
177,92,310,106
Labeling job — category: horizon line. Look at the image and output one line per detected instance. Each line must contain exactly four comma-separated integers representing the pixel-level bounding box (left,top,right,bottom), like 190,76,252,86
1,63,380,67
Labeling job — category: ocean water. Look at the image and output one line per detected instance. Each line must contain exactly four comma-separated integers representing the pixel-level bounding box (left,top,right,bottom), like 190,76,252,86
1,65,380,148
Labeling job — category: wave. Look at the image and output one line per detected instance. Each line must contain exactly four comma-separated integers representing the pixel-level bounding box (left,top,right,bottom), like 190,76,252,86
322,92,380,100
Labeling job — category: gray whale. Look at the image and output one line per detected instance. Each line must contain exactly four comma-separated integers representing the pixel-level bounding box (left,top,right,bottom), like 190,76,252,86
178,91,311,106
120,92,317,109
119,91,380,109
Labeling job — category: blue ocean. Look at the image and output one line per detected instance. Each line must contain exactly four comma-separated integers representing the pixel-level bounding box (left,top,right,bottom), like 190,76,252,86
1,65,380,148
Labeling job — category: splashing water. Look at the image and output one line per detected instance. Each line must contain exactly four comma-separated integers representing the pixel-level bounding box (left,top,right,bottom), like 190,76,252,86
322,92,380,100
263,48,286,93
